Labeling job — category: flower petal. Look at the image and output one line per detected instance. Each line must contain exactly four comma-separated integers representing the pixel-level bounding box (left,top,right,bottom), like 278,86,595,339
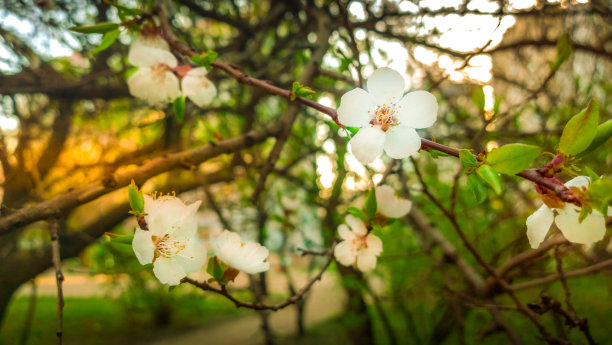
128,42,177,68
153,257,186,285
334,241,356,266
349,126,385,164
181,68,217,108
383,126,422,159
396,90,438,129
346,214,367,236
337,224,355,241
555,207,606,245
356,249,378,272
128,68,180,106
375,185,412,218
132,229,154,265
526,205,554,248
337,88,375,127
564,176,590,189
365,234,383,255
366,67,404,104
173,240,207,274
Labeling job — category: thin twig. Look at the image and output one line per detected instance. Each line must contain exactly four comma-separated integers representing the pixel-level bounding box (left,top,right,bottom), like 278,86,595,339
49,218,64,345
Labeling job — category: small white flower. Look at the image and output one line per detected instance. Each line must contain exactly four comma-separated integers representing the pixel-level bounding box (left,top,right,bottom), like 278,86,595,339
334,215,383,272
127,36,181,105
181,67,217,107
376,185,412,218
210,230,270,274
526,176,609,248
132,195,207,285
337,67,438,164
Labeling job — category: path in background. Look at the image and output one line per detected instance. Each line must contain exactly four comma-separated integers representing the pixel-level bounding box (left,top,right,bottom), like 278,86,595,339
147,273,344,345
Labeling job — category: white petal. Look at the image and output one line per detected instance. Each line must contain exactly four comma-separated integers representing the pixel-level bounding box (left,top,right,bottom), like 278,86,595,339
235,242,270,274
564,176,590,189
375,185,412,218
337,88,375,127
526,205,554,248
349,126,385,164
396,90,438,129
337,224,355,241
128,43,177,68
366,67,404,104
145,197,200,238
153,257,186,285
383,126,422,159
182,68,217,107
346,214,367,236
128,68,180,105
334,241,357,266
173,240,207,274
555,207,606,245
356,249,378,272
365,234,383,254
132,229,154,265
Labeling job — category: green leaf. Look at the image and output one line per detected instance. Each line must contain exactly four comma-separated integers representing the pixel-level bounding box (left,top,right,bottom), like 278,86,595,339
550,33,573,71
206,256,226,284
365,188,378,219
70,22,119,34
105,233,134,245
584,166,599,182
580,119,612,156
459,149,477,168
191,50,218,68
471,87,485,111
345,127,359,135
173,96,186,123
347,207,367,221
558,98,599,156
476,165,502,195
124,66,138,80
588,177,612,217
291,81,315,101
92,29,120,55
427,149,450,159
467,173,488,204
128,180,144,214
493,96,502,115
487,144,542,175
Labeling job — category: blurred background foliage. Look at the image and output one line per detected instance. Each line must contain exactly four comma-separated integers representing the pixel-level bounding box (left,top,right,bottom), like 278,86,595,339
0,0,610,344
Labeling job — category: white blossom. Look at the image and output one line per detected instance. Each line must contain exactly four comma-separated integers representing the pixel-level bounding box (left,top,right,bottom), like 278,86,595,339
526,176,609,248
127,36,181,105
337,67,438,164
209,230,270,274
334,215,382,272
181,67,217,107
132,195,207,285
376,185,412,218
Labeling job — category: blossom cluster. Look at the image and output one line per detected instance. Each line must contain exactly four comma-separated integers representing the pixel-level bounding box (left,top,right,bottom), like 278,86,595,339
127,35,216,107
132,195,269,285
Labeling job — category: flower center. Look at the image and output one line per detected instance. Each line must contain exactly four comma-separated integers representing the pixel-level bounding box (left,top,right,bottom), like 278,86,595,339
153,234,188,259
369,102,398,132
351,235,368,251
151,63,172,82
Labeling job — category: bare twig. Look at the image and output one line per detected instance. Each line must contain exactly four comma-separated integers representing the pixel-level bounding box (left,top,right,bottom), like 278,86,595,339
48,218,64,345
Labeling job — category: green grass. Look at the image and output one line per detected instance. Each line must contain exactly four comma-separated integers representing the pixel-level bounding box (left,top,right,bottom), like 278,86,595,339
0,291,245,345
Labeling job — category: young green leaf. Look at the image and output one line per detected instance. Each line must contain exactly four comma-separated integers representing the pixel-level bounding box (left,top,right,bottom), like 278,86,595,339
365,188,378,219
584,166,599,182
467,173,488,204
476,165,502,195
427,149,450,159
471,87,485,111
92,29,120,55
486,144,542,175
459,149,477,168
588,177,612,217
558,98,599,156
191,50,218,68
128,180,145,214
206,256,227,284
347,207,367,221
70,22,119,34
580,119,612,156
173,96,186,123
550,33,573,71
291,81,315,101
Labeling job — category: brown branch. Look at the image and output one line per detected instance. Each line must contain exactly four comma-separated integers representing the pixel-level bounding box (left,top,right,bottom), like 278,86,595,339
181,244,335,311
511,258,612,291
48,218,64,345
